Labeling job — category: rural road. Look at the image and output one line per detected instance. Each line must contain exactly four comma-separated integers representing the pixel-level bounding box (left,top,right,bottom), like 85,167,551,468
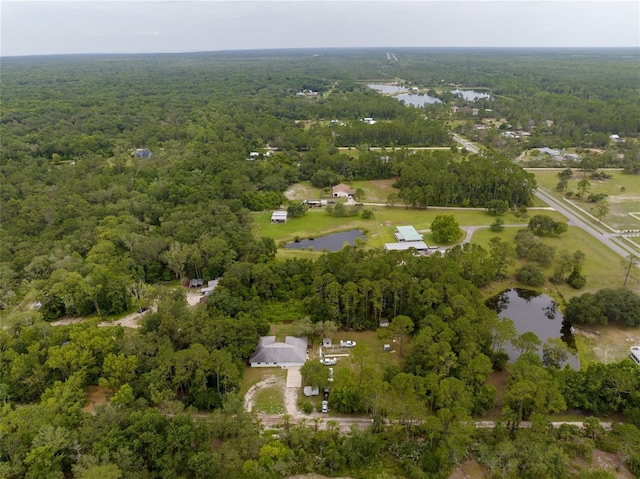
452,133,480,154
534,188,639,260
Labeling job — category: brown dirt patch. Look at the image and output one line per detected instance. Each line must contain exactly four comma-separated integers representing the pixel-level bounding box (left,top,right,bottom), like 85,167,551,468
284,183,321,201
448,459,487,479
83,385,111,413
591,449,635,478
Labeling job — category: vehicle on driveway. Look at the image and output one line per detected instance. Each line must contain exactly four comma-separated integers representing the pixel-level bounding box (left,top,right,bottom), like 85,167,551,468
321,400,328,413
340,340,356,348
320,357,337,366
323,387,330,400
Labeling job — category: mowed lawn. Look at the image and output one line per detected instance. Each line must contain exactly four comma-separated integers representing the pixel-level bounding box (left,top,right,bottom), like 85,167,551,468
529,168,640,231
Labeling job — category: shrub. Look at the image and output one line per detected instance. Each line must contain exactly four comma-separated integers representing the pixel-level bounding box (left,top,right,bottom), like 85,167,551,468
515,263,546,287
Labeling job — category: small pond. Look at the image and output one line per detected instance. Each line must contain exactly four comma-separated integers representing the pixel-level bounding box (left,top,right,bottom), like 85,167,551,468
286,230,365,252
451,89,492,101
486,288,580,369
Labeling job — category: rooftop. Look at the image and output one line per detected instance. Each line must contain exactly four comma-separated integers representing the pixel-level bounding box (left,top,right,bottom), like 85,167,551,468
395,225,423,242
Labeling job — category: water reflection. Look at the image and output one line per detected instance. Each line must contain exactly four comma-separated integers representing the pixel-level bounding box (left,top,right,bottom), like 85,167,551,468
286,230,365,252
486,288,579,369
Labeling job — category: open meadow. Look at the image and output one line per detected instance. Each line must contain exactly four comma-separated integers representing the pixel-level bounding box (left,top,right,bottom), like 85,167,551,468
529,168,640,231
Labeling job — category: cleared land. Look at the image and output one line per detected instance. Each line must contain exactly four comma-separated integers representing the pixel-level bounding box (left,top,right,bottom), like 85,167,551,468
530,169,640,231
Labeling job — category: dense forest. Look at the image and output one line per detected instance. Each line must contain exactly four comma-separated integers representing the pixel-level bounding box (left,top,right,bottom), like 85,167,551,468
1,49,640,478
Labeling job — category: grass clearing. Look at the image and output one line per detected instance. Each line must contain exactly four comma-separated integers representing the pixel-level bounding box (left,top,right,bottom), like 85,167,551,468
253,386,285,415
574,323,640,364
470,225,640,297
238,367,286,398
530,169,640,231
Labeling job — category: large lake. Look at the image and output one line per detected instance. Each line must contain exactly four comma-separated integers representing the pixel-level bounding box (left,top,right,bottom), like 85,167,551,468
486,288,580,369
452,89,492,101
368,84,441,106
286,230,365,252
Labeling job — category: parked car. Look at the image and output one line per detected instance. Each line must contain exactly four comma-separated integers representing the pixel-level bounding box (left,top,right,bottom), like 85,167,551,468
340,340,356,348
320,357,337,366
321,400,328,413
323,387,330,400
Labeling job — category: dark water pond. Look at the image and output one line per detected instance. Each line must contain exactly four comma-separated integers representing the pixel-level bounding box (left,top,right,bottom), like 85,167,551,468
286,230,365,252
486,288,580,369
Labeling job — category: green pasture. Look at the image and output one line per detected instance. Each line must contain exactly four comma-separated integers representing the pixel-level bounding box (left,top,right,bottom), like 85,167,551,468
256,204,566,247
529,169,640,231
471,225,640,297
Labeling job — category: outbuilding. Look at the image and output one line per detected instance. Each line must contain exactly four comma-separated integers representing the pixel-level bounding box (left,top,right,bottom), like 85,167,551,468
271,210,288,223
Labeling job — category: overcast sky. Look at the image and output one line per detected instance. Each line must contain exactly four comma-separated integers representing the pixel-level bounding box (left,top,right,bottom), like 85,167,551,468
2,1,639,57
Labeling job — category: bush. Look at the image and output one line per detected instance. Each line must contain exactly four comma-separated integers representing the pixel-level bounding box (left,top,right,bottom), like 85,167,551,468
301,400,314,414
515,263,546,287
489,217,505,232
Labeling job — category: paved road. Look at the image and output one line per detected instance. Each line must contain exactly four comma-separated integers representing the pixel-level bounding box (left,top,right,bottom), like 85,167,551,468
534,188,639,260
452,133,480,154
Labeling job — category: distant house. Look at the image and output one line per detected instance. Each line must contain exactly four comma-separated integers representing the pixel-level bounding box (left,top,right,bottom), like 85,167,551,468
249,336,308,367
332,183,355,198
271,210,288,223
394,226,423,242
134,148,152,158
536,147,561,157
189,278,203,288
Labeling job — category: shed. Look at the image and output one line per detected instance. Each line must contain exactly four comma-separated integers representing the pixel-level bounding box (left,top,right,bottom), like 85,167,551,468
271,210,288,223
189,278,203,288
249,336,308,367
322,338,332,347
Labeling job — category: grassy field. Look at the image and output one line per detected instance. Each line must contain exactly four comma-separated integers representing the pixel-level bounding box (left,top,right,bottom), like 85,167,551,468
529,168,640,231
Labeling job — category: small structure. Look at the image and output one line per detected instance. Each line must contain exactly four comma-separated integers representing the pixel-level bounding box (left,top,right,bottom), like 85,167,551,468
332,183,355,198
362,117,377,125
536,147,562,157
188,278,203,288
249,336,308,367
322,338,332,348
303,386,319,396
630,346,640,366
394,226,423,242
134,148,152,158
384,241,429,252
201,278,220,297
383,344,391,352
271,210,288,223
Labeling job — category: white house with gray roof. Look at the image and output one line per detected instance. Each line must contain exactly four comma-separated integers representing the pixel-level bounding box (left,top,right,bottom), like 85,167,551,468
249,336,308,367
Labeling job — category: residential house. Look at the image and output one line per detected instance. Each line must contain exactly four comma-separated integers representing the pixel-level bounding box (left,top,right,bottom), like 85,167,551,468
332,183,355,198
134,148,152,158
249,336,308,367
